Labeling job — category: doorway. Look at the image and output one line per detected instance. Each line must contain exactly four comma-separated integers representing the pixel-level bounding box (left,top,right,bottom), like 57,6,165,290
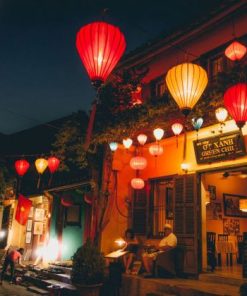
201,167,247,278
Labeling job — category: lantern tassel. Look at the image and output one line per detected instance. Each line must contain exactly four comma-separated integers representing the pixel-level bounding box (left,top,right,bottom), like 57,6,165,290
37,175,41,189
183,129,187,161
48,174,53,187
85,101,97,150
176,136,178,148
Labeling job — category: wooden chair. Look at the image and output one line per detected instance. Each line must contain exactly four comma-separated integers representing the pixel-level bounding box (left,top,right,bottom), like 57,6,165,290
207,232,216,271
217,234,232,266
237,235,243,264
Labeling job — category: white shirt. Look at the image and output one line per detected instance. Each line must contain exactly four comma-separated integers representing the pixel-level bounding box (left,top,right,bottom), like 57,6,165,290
159,233,177,248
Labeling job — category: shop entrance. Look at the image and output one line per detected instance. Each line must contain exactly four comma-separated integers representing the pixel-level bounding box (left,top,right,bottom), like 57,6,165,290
201,167,247,279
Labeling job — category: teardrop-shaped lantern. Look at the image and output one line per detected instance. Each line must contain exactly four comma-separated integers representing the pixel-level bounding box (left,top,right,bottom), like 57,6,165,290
153,128,164,141
166,63,208,116
171,123,183,136
192,117,203,131
137,134,147,146
35,158,48,174
215,107,228,123
149,144,163,156
109,142,118,152
123,138,133,149
224,83,247,129
225,41,246,61
76,22,126,88
130,156,147,170
131,178,145,190
48,157,60,174
15,159,30,177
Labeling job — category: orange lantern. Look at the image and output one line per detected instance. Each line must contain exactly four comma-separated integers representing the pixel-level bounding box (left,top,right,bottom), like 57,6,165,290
130,156,147,170
123,138,133,149
35,158,48,174
131,178,145,190
137,134,147,146
225,41,246,61
149,144,163,156
153,128,164,141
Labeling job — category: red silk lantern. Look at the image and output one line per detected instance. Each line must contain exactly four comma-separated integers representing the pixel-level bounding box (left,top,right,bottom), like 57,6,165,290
149,144,163,156
15,159,30,177
76,22,126,87
130,156,147,170
224,83,247,129
48,157,60,174
131,178,145,190
225,41,246,61
61,196,73,207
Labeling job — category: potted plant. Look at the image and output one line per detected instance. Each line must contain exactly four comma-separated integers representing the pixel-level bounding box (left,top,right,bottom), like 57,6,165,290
71,239,105,296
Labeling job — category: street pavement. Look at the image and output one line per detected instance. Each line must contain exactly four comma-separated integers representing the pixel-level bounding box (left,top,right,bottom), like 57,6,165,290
0,282,38,295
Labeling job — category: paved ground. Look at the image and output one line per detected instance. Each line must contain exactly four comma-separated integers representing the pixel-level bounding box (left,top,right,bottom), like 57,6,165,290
0,282,38,295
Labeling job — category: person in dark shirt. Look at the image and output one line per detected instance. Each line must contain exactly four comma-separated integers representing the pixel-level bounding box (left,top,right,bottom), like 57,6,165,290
0,248,25,284
122,229,139,273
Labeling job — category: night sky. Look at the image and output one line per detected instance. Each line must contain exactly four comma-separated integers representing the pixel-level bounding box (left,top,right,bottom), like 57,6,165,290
0,0,222,134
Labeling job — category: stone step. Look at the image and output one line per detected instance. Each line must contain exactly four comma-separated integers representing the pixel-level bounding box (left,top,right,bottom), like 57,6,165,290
27,286,49,295
199,272,247,286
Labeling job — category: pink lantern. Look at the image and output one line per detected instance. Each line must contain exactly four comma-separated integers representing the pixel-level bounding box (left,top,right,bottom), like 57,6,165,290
131,178,145,190
225,41,246,61
137,134,147,146
149,144,163,156
130,156,147,170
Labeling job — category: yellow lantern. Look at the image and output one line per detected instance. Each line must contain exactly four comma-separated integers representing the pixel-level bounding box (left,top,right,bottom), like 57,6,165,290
153,128,164,141
215,107,228,123
166,63,208,116
35,158,48,174
239,199,247,212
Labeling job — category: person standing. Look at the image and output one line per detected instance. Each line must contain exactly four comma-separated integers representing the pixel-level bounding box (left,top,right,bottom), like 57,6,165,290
0,248,25,284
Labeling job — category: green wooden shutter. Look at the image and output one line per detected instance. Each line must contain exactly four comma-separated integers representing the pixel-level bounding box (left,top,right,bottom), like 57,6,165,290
132,188,147,235
174,174,199,277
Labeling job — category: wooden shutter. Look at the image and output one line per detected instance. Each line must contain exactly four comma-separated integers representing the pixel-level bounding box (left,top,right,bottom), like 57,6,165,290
132,188,148,235
174,174,199,277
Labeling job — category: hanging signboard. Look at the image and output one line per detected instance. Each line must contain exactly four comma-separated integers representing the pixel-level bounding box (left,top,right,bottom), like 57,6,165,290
194,131,246,164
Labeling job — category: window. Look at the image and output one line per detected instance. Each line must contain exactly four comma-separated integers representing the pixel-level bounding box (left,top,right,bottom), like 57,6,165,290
211,56,224,77
150,76,167,98
150,179,174,237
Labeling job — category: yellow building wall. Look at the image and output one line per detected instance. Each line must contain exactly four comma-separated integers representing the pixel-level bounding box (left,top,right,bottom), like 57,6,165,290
101,120,247,254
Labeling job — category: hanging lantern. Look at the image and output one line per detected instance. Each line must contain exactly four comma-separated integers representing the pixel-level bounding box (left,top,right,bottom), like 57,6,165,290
153,128,164,141
76,22,126,88
137,134,147,146
215,107,228,123
225,41,246,61
47,157,60,174
171,123,183,136
224,83,247,129
131,178,145,190
166,63,208,116
123,138,133,149
35,158,48,174
239,199,247,212
149,144,163,156
130,156,147,170
192,117,203,131
109,142,118,152
15,159,30,177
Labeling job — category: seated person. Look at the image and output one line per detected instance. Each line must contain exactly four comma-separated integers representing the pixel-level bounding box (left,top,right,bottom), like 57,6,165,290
142,224,177,275
122,229,139,273
0,248,25,284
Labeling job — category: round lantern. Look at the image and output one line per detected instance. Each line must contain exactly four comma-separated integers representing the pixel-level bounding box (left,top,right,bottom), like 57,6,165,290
239,199,247,212
35,158,48,174
224,83,247,129
15,159,30,177
131,178,145,190
153,128,164,141
130,156,147,170
225,41,246,61
76,22,126,88
123,138,133,149
215,107,228,123
137,134,147,146
166,63,208,116
48,157,60,174
149,144,163,156
109,142,118,152
192,117,203,131
171,123,183,136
